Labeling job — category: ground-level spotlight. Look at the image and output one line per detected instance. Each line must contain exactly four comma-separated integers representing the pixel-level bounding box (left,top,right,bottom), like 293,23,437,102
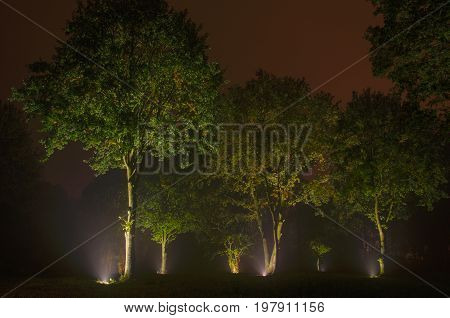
258,271,267,277
96,277,116,285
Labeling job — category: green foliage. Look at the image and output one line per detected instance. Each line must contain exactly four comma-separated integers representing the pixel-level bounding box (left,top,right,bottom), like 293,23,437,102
136,175,195,245
218,70,338,228
12,0,223,173
333,90,448,229
119,216,134,233
223,233,252,273
191,179,254,262
309,240,331,257
366,0,449,108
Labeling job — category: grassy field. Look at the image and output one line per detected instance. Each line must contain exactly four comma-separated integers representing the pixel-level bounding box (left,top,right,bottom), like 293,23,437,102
1,272,448,297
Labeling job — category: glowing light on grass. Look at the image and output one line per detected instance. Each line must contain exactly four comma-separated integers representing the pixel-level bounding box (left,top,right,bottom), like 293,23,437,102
256,265,267,277
96,277,116,285
255,262,268,277
367,261,378,278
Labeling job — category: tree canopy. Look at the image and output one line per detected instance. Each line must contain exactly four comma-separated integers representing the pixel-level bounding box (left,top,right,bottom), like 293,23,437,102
216,70,338,275
366,0,450,108
332,90,448,275
12,0,222,171
11,0,223,278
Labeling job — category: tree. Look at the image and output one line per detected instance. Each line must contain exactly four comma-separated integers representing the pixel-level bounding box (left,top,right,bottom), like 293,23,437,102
137,175,195,274
0,101,38,207
194,184,253,274
12,0,222,278
366,0,449,109
310,239,331,272
0,101,39,273
333,90,448,276
217,70,338,275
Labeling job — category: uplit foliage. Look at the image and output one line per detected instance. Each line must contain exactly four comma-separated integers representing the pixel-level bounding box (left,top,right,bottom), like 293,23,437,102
217,70,339,275
333,90,448,275
310,240,331,257
12,0,222,278
137,187,195,246
223,234,252,274
137,175,196,274
366,0,450,108
310,239,331,272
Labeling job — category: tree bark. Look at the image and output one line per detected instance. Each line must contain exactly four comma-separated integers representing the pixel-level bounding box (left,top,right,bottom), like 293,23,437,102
316,257,320,272
227,254,240,274
251,189,270,275
123,161,137,279
374,196,385,276
256,215,270,274
160,239,167,275
266,215,284,275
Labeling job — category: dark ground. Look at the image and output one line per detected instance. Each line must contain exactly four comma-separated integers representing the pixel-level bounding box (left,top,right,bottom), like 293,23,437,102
1,272,449,298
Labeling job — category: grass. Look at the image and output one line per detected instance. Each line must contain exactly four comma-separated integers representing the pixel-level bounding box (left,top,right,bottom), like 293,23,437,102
1,272,448,297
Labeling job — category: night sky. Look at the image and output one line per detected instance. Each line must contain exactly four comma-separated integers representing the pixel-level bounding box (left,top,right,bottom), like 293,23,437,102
0,0,391,197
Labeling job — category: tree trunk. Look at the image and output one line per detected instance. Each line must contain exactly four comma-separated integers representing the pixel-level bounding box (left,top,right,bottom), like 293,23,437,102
267,245,277,275
316,257,320,272
266,216,284,275
160,240,167,275
227,254,240,274
123,162,137,279
252,190,270,275
256,216,270,274
374,197,385,276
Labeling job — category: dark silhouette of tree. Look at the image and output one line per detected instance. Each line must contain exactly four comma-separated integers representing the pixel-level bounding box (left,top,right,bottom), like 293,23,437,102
193,180,254,274
366,0,449,109
0,101,38,206
12,0,222,279
0,101,39,273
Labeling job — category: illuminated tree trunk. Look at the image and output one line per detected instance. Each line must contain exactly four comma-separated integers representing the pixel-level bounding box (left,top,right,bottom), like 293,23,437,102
160,239,167,275
252,189,270,274
266,215,284,275
123,158,137,279
316,257,320,272
257,216,270,274
374,197,385,276
227,254,240,274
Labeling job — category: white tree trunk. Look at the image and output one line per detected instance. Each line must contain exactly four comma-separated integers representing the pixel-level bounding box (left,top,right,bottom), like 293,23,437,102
374,197,385,276
160,241,167,274
123,163,137,279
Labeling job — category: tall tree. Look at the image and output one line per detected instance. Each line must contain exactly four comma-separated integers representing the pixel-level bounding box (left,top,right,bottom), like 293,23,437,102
137,175,195,275
0,101,39,272
217,71,338,275
12,0,222,278
333,90,448,276
0,101,38,207
366,0,449,109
